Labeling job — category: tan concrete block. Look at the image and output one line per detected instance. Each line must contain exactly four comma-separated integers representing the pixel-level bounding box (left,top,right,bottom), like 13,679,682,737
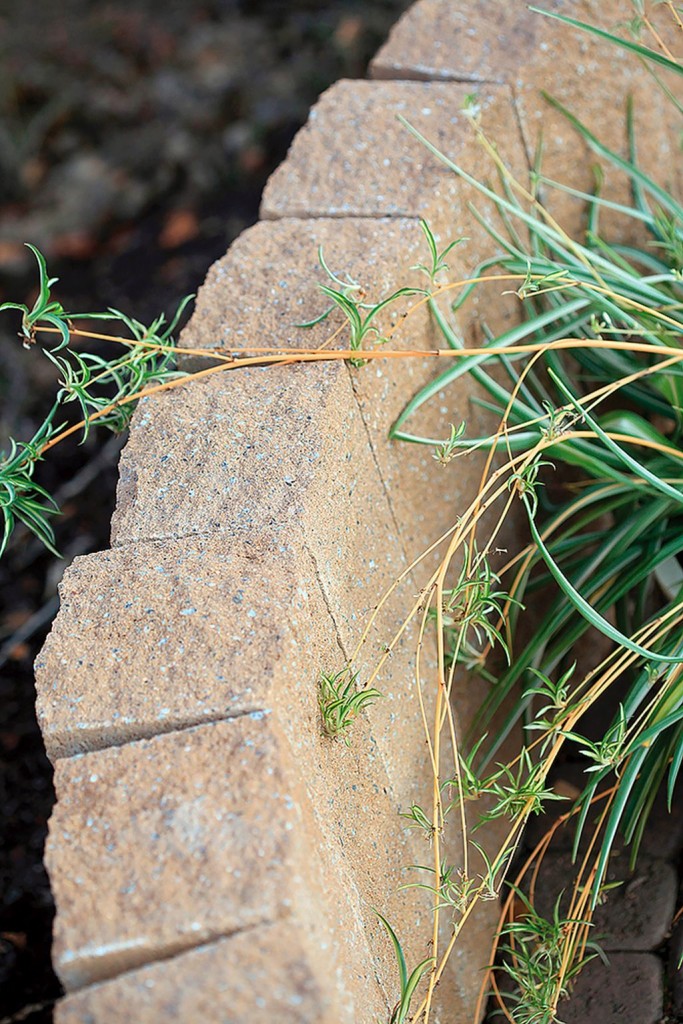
55,923,343,1024
112,231,414,588
47,718,324,990
39,501,502,1020
106,211,512,775
111,217,444,569
45,675,469,1020
372,0,544,84
371,0,681,232
260,79,522,220
34,529,462,1013
166,215,523,568
35,531,333,759
49,715,431,1021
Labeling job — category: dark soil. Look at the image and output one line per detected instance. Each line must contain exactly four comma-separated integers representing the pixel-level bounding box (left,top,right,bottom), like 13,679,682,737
0,2,411,1018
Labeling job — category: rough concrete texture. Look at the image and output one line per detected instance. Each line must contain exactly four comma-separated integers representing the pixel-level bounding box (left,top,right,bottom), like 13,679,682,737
371,0,681,234
261,79,522,221
36,530,334,757
47,714,429,1022
561,953,664,1024
55,923,343,1024
192,214,526,574
36,531,461,1014
111,215,469,565
48,718,315,988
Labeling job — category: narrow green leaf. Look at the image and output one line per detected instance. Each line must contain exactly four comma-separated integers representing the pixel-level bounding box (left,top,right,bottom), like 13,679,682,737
41,311,70,349
374,911,408,994
668,725,683,808
540,93,683,222
25,243,53,309
593,745,649,904
293,305,334,329
399,958,435,1019
529,7,683,77
524,493,683,664
549,369,683,508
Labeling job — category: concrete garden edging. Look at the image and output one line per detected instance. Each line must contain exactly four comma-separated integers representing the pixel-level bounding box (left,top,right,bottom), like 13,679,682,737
34,3,681,1021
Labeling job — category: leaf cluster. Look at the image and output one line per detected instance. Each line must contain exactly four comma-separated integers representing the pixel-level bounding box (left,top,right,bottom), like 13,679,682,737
496,890,602,1024
298,245,426,366
318,667,382,745
0,246,193,556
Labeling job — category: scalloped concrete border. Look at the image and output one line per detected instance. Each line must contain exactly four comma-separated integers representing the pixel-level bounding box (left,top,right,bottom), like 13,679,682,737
35,3,681,1021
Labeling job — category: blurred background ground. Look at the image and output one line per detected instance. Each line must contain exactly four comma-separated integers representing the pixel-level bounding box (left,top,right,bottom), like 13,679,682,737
0,1,412,1018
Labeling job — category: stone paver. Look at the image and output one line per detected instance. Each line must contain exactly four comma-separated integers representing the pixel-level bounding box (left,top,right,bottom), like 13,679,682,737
47,717,321,989
35,531,331,758
561,953,663,1024
668,919,683,1019
261,79,524,222
637,781,683,864
174,216,430,363
534,850,677,952
371,1,681,232
55,923,344,1024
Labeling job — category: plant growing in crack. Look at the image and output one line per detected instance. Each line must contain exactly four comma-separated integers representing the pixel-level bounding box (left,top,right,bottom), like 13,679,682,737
318,667,382,744
297,245,428,366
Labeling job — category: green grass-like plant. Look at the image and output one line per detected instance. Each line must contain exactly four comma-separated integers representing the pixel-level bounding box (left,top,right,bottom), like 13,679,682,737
318,667,382,744
374,911,435,1024
363,4,683,1020
0,245,193,557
